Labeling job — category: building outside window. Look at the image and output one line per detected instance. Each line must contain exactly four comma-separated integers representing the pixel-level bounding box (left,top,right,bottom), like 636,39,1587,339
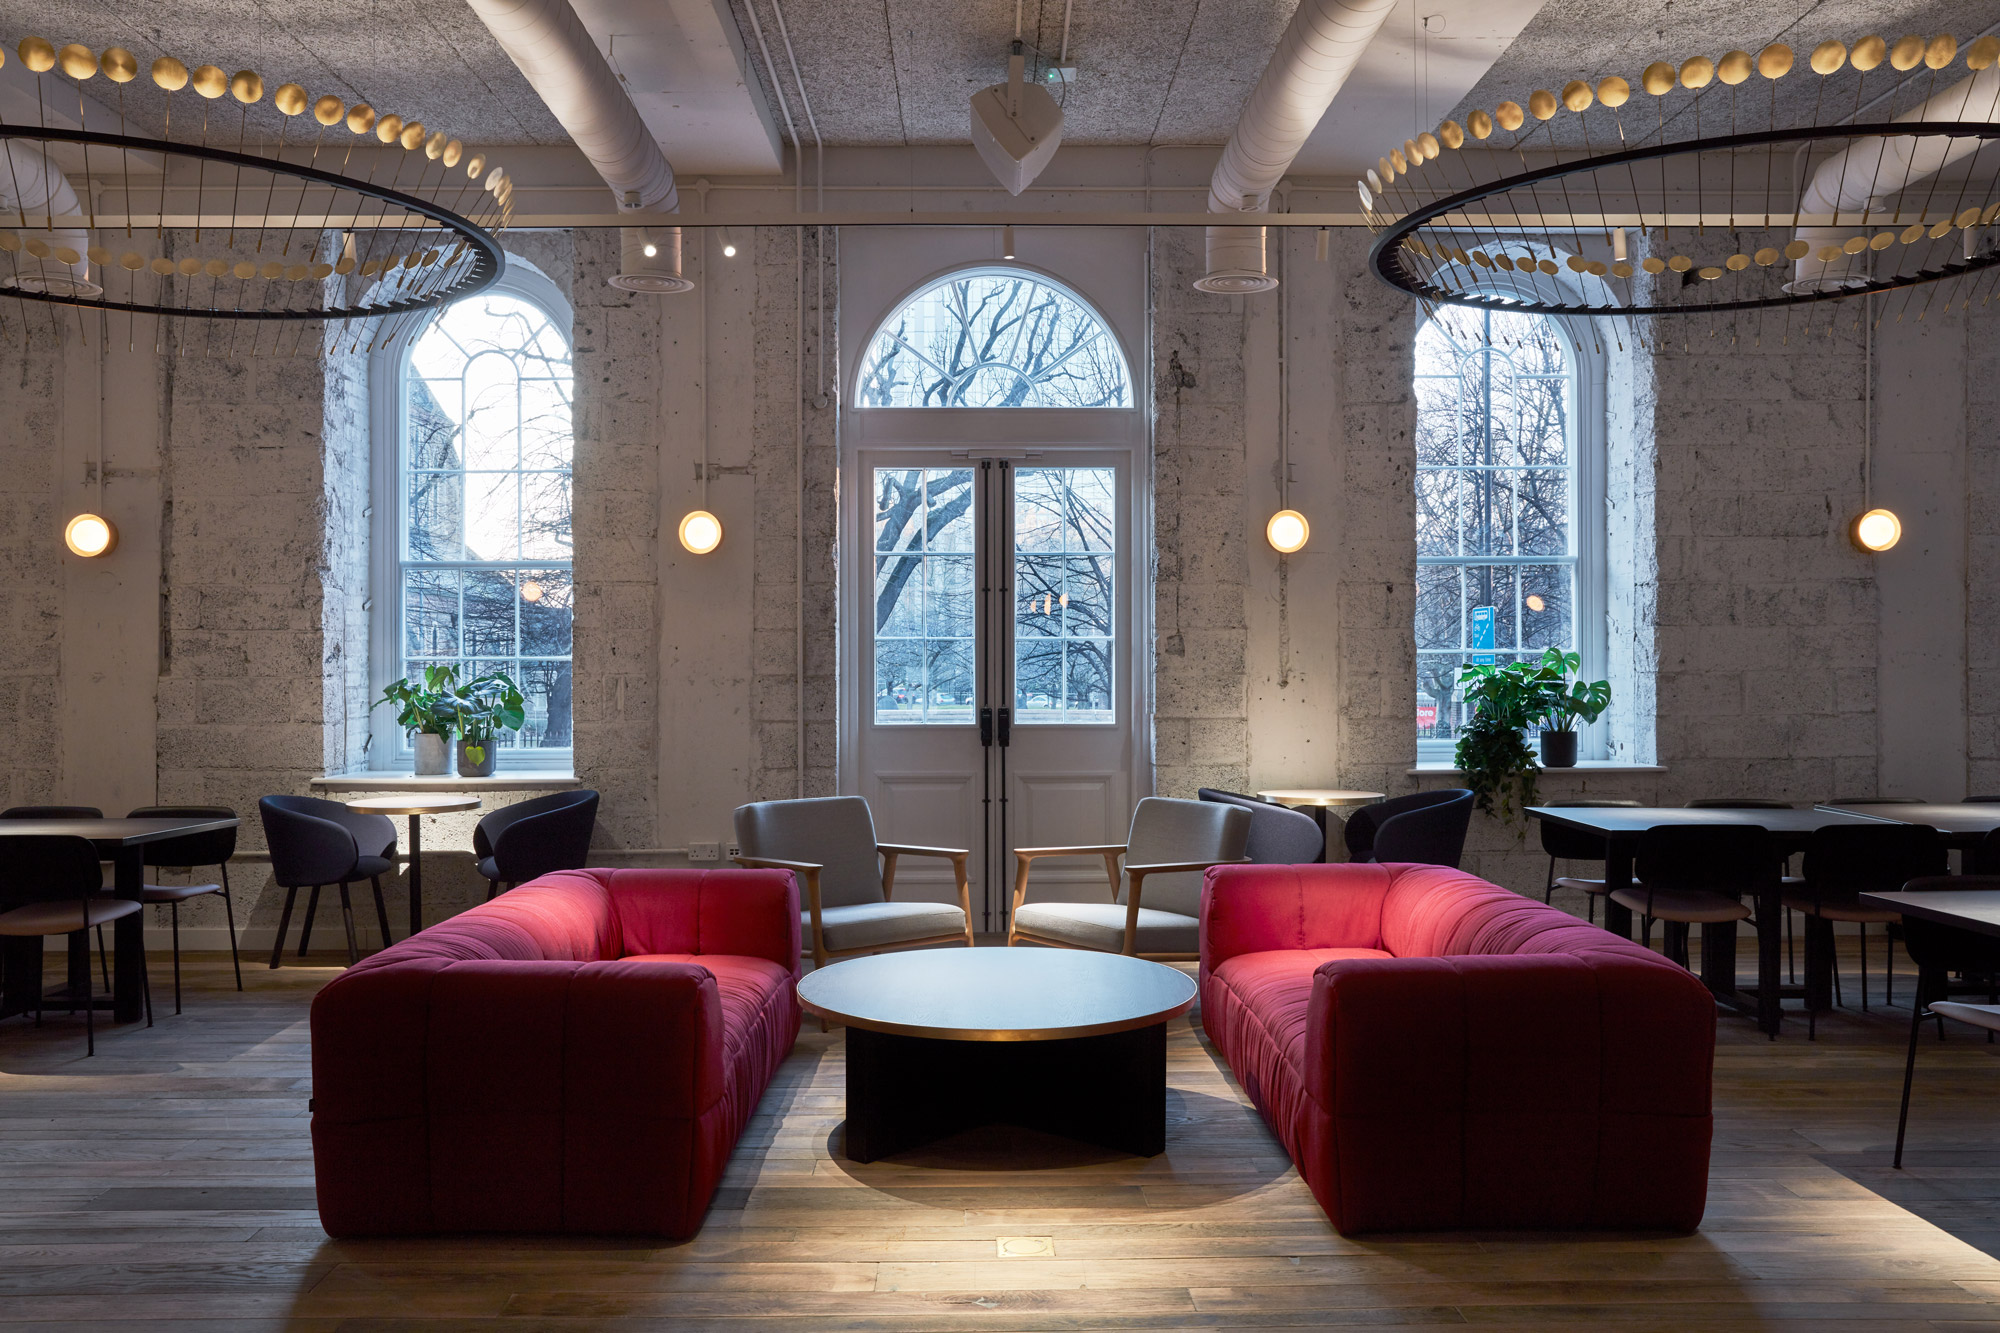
1414,301,1603,759
373,267,574,768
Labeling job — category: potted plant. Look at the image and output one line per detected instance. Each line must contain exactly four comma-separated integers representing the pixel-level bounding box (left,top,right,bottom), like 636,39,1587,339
441,670,527,777
375,665,460,775
1453,656,1552,824
1536,648,1611,769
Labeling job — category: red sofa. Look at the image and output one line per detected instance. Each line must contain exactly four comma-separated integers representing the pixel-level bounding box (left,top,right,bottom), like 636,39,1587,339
1200,863,1715,1235
310,867,801,1238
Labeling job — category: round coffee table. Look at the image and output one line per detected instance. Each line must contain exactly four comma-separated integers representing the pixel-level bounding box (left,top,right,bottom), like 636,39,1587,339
798,948,1195,1163
343,794,481,939
1256,788,1385,862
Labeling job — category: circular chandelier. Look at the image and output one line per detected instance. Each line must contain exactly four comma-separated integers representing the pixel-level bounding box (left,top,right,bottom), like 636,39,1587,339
1364,33,2000,325
0,35,509,353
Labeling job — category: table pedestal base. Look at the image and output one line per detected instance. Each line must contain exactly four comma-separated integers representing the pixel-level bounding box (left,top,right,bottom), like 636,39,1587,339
841,1023,1167,1163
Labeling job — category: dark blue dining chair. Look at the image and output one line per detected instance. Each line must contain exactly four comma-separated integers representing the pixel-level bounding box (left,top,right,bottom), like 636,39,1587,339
258,796,396,968
477,790,600,899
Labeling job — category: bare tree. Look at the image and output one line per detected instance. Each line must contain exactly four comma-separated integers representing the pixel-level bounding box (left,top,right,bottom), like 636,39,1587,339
859,273,1128,408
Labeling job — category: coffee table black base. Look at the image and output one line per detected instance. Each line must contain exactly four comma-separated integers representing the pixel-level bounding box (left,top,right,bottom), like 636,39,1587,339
842,1022,1167,1163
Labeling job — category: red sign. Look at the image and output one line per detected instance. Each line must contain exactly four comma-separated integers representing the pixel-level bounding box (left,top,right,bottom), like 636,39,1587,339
1416,699,1438,730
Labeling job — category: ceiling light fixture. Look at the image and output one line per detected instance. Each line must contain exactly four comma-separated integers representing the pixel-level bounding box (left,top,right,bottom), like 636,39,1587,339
721,228,738,258
677,229,723,557
1002,225,1016,260
612,226,693,293
1849,294,1900,553
1364,32,2000,331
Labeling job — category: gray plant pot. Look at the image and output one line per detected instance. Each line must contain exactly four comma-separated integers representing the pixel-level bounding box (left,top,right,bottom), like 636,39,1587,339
413,732,450,776
457,738,498,778
1539,729,1579,768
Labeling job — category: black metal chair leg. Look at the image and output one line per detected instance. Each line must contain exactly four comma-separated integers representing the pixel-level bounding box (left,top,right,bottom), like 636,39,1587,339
170,901,183,1015
1787,907,1795,984
1543,859,1555,905
369,876,392,952
82,928,93,1058
1861,925,1870,1012
270,885,299,969
221,863,243,991
1895,988,1930,1168
337,883,360,966
298,885,321,959
486,878,501,902
96,924,109,992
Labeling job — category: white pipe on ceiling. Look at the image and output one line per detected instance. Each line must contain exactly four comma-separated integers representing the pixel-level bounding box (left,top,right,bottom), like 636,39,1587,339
463,0,690,289
1790,62,2000,292
1198,0,1399,292
0,141,96,295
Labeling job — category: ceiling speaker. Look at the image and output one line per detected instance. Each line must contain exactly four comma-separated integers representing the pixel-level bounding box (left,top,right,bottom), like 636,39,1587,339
971,47,1064,196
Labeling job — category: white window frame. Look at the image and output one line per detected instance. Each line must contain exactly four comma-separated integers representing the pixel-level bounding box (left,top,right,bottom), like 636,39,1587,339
1413,299,1608,763
367,261,576,773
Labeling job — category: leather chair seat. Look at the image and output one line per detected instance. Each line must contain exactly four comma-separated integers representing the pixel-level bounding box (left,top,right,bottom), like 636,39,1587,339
1781,891,1901,924
1609,886,1752,924
806,901,967,954
0,895,141,936
1011,902,1196,955
142,882,220,904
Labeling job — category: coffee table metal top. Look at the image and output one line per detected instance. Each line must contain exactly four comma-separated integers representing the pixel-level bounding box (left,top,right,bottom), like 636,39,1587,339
343,795,483,817
797,949,1196,1043
1256,789,1385,808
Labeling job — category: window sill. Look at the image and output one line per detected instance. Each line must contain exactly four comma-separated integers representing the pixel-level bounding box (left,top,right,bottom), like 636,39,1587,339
312,771,581,793
1410,761,1667,776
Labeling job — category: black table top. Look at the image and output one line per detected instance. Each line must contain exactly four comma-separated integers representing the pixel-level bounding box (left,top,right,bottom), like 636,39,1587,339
1527,806,1885,837
1817,803,2000,837
0,817,238,846
797,949,1196,1042
1859,891,2000,938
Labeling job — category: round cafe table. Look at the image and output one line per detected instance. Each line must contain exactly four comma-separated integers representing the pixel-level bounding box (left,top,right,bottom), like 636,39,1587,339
344,794,482,939
1255,789,1385,863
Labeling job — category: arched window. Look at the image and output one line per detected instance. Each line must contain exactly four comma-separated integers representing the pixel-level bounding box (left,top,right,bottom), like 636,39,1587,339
375,267,574,766
1414,303,1601,755
856,267,1129,408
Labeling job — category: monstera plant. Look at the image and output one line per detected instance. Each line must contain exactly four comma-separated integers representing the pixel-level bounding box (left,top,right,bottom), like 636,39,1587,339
440,670,527,777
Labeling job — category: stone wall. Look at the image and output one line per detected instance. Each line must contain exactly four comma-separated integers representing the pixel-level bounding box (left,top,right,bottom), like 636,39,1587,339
0,303,65,808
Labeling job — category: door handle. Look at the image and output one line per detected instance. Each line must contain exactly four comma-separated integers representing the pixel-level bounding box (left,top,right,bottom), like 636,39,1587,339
979,707,994,747
997,707,1012,747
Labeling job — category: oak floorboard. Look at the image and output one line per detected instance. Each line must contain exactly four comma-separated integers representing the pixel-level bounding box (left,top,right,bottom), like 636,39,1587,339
0,946,1998,1328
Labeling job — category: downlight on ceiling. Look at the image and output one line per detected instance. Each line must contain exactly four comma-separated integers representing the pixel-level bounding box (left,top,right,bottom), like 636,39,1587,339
971,42,1065,195
64,513,117,557
610,227,693,294
1265,509,1309,554
1851,507,1902,552
678,509,723,555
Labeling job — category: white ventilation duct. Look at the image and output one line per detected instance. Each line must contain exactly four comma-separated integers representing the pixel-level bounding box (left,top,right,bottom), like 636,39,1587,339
1198,0,1400,293
463,0,692,292
1790,62,2000,293
0,141,98,297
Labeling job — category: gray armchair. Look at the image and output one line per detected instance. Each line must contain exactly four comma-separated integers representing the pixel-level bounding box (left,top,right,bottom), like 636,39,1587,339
732,796,973,967
1008,797,1250,959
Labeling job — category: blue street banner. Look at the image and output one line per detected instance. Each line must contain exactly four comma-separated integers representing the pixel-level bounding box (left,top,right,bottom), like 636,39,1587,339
1469,605,1496,666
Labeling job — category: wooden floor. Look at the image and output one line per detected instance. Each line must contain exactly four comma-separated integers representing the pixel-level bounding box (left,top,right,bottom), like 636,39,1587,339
4,948,2000,1330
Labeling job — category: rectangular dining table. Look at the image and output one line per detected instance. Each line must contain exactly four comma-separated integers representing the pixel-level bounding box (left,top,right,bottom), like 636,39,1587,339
1528,805,1887,1036
0,815,239,1024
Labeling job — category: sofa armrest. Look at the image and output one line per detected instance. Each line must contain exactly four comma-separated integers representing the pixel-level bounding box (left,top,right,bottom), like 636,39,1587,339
1302,952,1714,1232
312,957,730,1237
1199,863,1397,971
688,868,801,969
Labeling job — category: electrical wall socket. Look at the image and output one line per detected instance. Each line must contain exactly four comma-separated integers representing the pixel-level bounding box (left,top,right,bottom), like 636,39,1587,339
725,841,741,862
688,841,720,862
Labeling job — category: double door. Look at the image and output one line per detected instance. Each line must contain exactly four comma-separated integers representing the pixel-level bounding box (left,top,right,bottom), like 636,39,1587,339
853,452,1136,931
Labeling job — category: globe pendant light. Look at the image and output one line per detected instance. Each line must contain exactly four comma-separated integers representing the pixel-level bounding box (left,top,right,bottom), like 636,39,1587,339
678,509,722,554
64,512,117,557
1266,509,1309,554
1850,507,1900,552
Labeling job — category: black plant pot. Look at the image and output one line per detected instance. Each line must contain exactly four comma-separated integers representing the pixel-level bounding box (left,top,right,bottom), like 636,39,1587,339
1539,729,1579,768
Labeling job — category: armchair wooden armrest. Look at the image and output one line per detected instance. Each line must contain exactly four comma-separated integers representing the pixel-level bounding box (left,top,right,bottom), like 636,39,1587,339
876,846,974,943
734,855,827,964
1009,845,1129,931
1121,857,1252,955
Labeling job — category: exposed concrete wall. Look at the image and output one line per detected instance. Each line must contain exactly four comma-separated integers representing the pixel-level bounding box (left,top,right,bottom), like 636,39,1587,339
0,305,69,809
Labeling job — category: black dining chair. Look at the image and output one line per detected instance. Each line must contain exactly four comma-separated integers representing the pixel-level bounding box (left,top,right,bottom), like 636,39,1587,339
1971,829,2000,876
0,806,110,990
1198,789,1324,864
0,835,150,1055
1893,876,2000,1167
1621,824,1767,973
475,790,600,900
128,805,241,1012
1345,789,1473,868
257,796,397,967
1686,798,1804,980
1788,823,1948,1037
1538,799,1642,923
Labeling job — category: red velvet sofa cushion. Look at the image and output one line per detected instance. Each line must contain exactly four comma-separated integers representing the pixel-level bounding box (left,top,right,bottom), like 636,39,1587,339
1200,863,1714,1235
310,868,801,1238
